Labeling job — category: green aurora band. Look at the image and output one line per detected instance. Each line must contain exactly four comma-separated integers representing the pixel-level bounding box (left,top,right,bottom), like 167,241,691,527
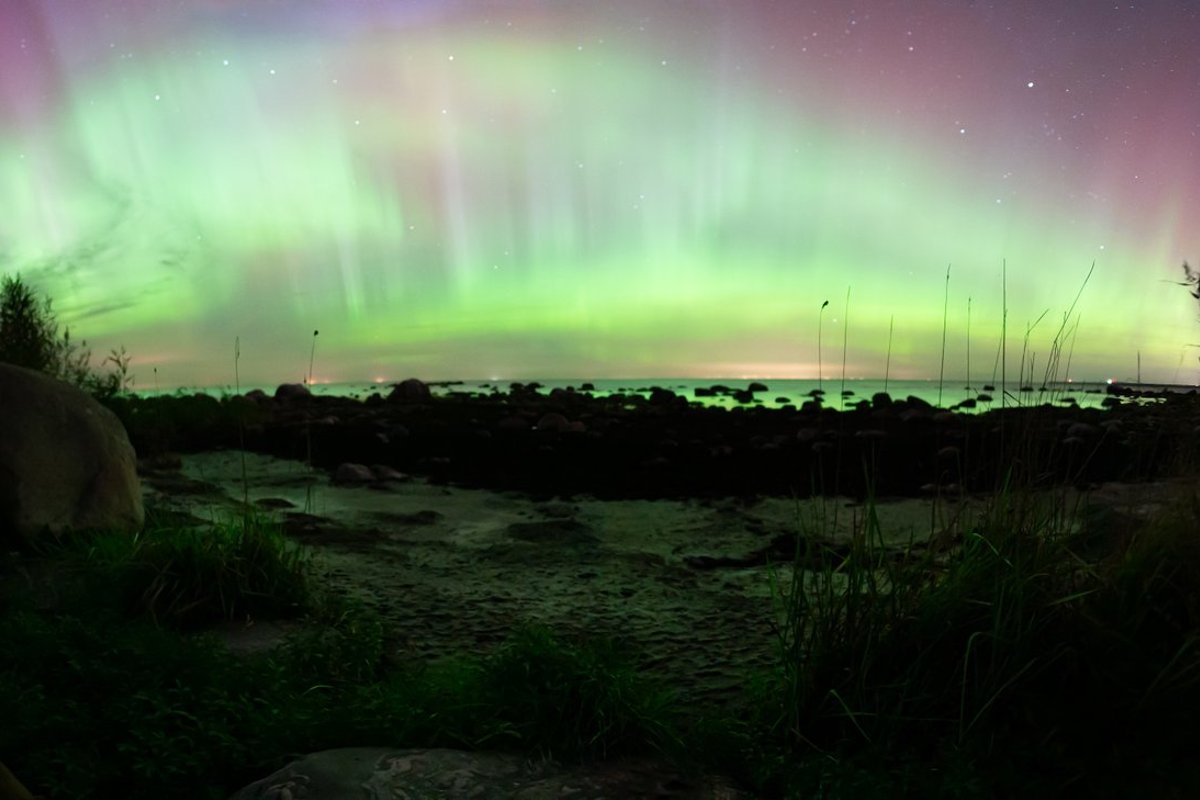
1,3,1197,388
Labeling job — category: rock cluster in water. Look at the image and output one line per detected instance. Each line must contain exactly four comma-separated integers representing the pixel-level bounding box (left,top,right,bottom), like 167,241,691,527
110,378,1200,500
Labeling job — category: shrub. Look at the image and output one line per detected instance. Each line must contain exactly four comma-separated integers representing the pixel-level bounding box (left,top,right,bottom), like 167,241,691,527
0,273,132,398
0,273,56,371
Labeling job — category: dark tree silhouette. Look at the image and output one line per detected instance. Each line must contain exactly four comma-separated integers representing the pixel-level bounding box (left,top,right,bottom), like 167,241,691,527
0,273,131,397
0,274,58,372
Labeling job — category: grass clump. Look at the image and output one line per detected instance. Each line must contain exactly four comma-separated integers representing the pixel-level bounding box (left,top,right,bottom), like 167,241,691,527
47,511,314,629
0,609,280,797
475,624,683,760
2,507,686,798
0,593,686,799
694,484,1200,798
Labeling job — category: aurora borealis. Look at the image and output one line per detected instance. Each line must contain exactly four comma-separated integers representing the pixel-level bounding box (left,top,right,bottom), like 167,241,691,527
2,1,1198,388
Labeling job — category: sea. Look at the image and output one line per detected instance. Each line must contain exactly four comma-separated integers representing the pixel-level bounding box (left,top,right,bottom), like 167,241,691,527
142,377,1186,413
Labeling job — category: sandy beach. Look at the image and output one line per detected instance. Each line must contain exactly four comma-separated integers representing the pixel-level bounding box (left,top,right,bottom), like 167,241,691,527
140,448,1181,719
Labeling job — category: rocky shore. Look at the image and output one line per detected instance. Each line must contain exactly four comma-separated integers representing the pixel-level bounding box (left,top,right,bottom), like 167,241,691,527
118,379,1200,501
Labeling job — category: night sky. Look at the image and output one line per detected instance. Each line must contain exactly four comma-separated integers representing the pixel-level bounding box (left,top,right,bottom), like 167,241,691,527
2,0,1198,388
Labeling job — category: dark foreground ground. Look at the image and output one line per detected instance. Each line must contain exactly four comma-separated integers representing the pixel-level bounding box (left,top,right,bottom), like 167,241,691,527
5,381,1200,799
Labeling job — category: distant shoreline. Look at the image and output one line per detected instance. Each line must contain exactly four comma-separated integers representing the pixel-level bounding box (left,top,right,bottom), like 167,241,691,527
126,376,1200,413
140,376,1200,393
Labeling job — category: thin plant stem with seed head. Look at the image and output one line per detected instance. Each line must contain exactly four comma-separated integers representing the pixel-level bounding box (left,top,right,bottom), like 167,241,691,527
234,337,248,526
307,329,319,386
884,315,894,395
939,263,950,407
304,329,318,513
999,259,1007,461
818,300,829,394
840,287,850,409
966,297,971,392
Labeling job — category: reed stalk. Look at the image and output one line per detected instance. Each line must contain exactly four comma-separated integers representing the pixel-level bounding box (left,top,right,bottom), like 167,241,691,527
818,300,829,394
234,337,248,525
840,287,850,409
1001,259,1007,410
884,314,894,395
965,296,971,393
307,329,319,385
939,264,950,407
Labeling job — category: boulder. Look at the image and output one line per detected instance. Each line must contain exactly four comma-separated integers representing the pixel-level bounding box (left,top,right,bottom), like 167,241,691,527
369,464,409,482
535,412,571,433
0,761,45,800
226,747,751,800
0,364,143,544
332,463,375,485
905,394,933,410
648,387,679,406
1066,422,1099,439
388,377,431,402
274,383,311,401
795,427,821,443
507,517,599,545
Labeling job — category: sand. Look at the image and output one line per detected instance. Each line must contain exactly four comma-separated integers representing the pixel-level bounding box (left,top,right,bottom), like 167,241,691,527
137,450,1048,714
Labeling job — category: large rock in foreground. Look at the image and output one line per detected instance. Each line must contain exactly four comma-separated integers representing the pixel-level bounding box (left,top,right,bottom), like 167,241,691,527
0,363,143,544
227,747,751,799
